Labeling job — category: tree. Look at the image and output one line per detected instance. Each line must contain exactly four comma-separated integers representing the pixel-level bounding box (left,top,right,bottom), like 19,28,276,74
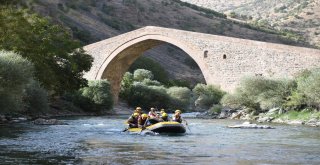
0,51,33,113
193,84,225,108
167,86,191,109
81,80,114,111
0,7,93,94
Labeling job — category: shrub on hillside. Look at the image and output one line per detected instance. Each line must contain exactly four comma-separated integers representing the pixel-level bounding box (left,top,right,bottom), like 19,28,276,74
193,84,226,108
167,86,191,109
0,51,34,113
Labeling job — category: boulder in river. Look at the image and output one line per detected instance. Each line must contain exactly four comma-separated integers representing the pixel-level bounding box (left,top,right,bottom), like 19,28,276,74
227,121,275,129
33,118,68,125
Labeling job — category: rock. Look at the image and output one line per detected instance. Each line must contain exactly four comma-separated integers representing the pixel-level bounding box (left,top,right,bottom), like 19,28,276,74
231,112,242,119
272,118,286,124
257,116,274,123
33,118,68,125
287,120,305,125
266,108,280,116
305,118,319,127
218,108,234,119
227,121,275,129
241,114,252,120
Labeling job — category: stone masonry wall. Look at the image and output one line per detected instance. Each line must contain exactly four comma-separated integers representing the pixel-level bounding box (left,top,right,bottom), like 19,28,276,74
84,26,320,99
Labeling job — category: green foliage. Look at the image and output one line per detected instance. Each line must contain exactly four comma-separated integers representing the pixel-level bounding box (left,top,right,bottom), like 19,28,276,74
70,26,92,45
141,79,162,86
209,104,222,114
221,77,296,112
80,80,113,112
0,51,34,113
277,109,320,121
193,84,226,108
167,86,191,109
0,51,49,114
120,72,134,99
129,57,169,84
221,91,257,110
23,80,49,114
0,8,93,94
295,69,320,109
127,83,171,109
133,69,154,81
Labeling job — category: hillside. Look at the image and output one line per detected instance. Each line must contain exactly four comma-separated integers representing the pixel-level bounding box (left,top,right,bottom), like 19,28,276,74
19,0,314,85
182,0,320,48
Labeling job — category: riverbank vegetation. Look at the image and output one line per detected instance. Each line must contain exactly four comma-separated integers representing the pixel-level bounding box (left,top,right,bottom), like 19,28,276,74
120,69,225,112
221,69,320,124
0,6,101,117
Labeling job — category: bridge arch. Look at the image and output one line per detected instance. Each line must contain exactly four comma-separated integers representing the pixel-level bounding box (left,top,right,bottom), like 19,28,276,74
94,34,210,103
84,26,320,104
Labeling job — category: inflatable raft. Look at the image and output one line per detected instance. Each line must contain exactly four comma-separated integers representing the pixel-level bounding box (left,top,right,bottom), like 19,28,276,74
128,121,186,134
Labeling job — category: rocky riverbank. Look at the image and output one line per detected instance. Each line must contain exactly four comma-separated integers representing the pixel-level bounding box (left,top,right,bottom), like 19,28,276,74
196,107,320,127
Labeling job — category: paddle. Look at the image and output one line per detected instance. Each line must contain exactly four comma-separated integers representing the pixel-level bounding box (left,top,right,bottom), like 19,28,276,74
122,127,128,132
139,118,149,134
184,119,191,133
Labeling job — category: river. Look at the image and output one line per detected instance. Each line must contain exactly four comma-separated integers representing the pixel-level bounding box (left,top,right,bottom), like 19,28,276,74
0,116,319,165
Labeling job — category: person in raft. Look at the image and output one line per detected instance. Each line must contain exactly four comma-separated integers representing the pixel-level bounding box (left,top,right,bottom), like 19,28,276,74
148,107,158,119
172,109,183,123
126,113,139,128
138,114,149,128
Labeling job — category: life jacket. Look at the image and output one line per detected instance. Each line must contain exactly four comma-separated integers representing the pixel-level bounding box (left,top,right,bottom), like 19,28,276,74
127,116,138,127
173,115,182,123
148,111,157,118
161,116,169,121
138,117,148,126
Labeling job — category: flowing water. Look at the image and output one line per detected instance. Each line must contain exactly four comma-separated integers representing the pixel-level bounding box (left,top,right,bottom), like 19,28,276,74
0,116,320,165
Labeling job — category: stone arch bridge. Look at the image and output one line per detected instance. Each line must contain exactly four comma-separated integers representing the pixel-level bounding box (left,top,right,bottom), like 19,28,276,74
84,26,320,103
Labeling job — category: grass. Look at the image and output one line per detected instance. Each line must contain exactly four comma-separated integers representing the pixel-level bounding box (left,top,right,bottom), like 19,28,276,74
277,110,320,121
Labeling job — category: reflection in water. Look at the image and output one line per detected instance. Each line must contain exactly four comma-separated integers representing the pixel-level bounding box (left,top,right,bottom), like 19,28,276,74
0,117,320,165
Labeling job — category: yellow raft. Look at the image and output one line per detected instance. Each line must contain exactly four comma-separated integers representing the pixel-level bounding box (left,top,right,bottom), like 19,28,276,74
128,121,186,134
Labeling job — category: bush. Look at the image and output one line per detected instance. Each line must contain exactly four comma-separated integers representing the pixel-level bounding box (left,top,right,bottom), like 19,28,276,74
23,80,49,114
221,91,257,109
80,80,113,112
296,69,320,109
120,72,134,99
221,77,295,111
193,84,226,108
127,83,171,109
129,57,169,84
133,69,154,81
0,51,34,113
141,78,162,86
167,86,191,109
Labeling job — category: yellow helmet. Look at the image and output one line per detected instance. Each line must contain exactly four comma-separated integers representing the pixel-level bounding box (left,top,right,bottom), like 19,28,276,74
160,109,165,113
136,107,142,110
162,113,168,117
142,114,148,118
175,109,182,114
133,113,139,117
